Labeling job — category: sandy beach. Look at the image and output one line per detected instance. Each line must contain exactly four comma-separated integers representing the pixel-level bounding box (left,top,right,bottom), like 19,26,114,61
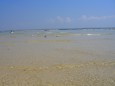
0,29,115,86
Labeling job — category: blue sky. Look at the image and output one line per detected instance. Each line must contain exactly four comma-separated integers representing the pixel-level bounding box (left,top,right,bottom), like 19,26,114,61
0,0,115,30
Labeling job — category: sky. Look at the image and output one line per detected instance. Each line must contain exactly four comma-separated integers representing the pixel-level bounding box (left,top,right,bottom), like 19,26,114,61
0,0,115,30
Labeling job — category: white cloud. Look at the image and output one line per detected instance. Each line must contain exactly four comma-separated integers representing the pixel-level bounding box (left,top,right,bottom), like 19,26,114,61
66,17,72,23
48,16,72,24
80,15,115,20
56,16,64,23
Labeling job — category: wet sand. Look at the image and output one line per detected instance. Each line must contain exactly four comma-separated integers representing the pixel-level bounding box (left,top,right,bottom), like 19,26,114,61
0,30,115,86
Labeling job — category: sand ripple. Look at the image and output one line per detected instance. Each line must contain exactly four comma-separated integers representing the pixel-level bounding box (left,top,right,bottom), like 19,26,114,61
0,61,115,86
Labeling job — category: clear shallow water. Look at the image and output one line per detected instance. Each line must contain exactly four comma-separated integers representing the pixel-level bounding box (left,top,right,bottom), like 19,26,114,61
0,29,115,58
0,29,115,45
0,28,115,60
0,29,115,86
1,29,115,38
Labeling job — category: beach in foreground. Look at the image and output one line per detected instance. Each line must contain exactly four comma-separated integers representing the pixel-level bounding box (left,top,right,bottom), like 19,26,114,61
0,29,115,86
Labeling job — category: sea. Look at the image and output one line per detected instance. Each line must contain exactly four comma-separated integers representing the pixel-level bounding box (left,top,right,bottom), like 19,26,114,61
0,28,115,86
0,28,115,63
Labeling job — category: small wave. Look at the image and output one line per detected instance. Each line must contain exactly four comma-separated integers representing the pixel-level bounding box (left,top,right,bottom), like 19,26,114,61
72,33,101,36
86,34,101,36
